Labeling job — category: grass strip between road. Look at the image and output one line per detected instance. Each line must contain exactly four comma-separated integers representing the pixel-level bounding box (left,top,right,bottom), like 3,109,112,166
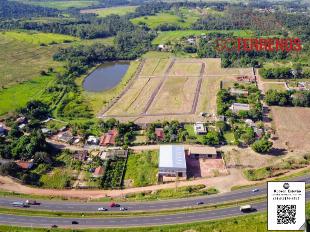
0,196,267,218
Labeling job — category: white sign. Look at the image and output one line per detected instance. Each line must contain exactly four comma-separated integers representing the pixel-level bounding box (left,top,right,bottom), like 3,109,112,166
268,181,305,230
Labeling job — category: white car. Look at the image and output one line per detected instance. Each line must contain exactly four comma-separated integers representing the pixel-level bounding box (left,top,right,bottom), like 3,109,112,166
97,207,108,211
252,188,259,192
120,207,127,211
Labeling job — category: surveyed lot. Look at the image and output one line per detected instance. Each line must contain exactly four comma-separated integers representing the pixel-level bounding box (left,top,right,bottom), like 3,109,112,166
271,106,310,151
101,58,253,123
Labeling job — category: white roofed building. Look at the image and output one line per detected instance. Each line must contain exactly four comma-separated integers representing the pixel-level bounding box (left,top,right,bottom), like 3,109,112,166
158,145,187,180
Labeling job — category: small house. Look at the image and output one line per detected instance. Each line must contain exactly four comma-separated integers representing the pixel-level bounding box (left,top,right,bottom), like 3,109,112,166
16,159,34,170
93,166,105,178
189,146,217,159
16,116,26,124
99,129,118,146
100,149,128,160
74,150,88,162
86,135,99,145
245,119,255,127
229,103,250,113
229,88,249,96
41,128,52,135
158,145,187,180
193,122,207,135
57,132,74,144
155,128,165,141
254,127,264,138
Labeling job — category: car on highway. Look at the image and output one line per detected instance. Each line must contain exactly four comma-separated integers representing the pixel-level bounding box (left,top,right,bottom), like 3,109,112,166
196,201,204,205
109,202,120,207
25,200,40,205
51,225,58,228
252,188,259,192
11,201,29,208
120,207,127,211
98,207,108,211
71,221,79,225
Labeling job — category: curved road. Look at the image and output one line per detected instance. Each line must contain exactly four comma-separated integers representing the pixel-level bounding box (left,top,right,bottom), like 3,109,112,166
0,175,309,213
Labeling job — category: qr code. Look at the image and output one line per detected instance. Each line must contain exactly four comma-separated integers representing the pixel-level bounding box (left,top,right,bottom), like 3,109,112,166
277,205,296,224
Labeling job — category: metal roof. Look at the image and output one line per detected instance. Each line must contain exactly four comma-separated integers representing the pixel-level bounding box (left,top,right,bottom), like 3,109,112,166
159,145,186,169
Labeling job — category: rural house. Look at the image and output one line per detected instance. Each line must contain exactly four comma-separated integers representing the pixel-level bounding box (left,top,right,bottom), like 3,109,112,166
93,167,105,178
155,128,165,141
57,132,74,144
86,135,99,145
229,103,250,113
229,88,249,96
158,145,187,181
100,149,128,160
99,129,118,146
74,150,88,162
15,159,34,170
189,146,217,159
193,122,207,134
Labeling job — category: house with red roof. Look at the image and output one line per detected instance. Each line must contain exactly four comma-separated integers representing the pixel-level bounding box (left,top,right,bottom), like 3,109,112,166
15,159,34,170
99,129,118,146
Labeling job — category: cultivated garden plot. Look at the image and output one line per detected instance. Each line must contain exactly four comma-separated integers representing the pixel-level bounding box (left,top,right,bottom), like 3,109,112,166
102,58,255,123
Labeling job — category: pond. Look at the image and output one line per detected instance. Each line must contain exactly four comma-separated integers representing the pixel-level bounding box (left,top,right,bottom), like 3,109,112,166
83,61,130,92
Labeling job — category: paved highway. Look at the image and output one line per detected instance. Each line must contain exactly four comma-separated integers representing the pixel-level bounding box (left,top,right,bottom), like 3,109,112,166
0,175,309,212
1,191,310,228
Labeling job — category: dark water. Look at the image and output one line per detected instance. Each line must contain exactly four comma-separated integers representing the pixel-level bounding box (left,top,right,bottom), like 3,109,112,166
83,62,130,92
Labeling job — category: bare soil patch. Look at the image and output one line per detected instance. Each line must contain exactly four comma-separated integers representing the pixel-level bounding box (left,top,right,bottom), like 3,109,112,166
271,106,310,152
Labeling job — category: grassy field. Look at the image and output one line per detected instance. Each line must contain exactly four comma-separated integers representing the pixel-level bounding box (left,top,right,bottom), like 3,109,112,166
78,61,139,114
0,75,55,115
81,6,137,17
152,30,253,45
124,151,158,187
263,82,287,91
131,12,197,29
2,31,79,45
40,168,72,189
0,31,63,88
18,0,99,10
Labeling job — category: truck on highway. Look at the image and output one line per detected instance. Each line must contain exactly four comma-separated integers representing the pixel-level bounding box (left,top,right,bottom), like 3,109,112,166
240,205,252,212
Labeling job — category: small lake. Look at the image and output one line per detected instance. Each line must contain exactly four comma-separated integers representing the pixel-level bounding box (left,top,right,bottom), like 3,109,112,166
83,61,130,92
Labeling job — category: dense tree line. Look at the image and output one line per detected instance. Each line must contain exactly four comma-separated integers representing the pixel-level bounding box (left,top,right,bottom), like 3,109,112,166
0,0,59,19
259,66,310,79
265,89,310,107
53,28,155,76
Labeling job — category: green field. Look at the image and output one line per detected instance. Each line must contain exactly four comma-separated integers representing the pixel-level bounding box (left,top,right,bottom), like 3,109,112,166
17,0,99,10
131,12,197,29
152,30,253,45
2,31,79,45
81,6,137,17
0,75,55,116
0,31,63,87
124,151,158,187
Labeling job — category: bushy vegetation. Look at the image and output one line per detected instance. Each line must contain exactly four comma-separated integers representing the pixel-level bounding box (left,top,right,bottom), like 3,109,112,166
124,151,158,187
265,89,310,107
0,0,59,19
101,158,126,189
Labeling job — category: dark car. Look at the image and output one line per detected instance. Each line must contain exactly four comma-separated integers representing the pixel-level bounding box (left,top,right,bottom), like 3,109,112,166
51,225,58,228
109,202,120,207
71,221,79,225
196,201,204,205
